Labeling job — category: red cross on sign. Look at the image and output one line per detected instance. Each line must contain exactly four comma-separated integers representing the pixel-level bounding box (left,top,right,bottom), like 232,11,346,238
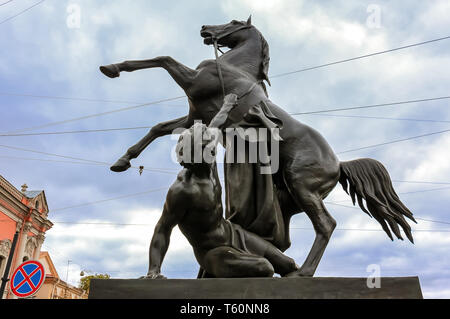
10,260,45,298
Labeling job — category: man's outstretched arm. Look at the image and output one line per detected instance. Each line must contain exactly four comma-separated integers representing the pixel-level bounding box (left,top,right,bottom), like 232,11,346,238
146,191,186,278
203,93,238,152
208,93,238,129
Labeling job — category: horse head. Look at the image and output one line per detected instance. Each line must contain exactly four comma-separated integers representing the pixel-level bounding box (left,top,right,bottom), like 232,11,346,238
200,15,271,86
200,16,253,48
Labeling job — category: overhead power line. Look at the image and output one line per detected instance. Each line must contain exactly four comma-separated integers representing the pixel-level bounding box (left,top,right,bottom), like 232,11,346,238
49,180,450,219
301,113,450,124
0,92,187,107
392,180,450,185
324,202,450,226
0,0,13,7
2,154,448,187
0,0,45,25
2,33,449,132
2,94,448,135
0,144,179,174
0,155,178,173
51,187,169,212
415,217,450,226
0,92,144,104
0,32,448,137
48,220,450,233
270,35,450,78
0,33,447,105
47,219,450,230
290,96,450,115
5,95,186,134
399,186,450,194
1,112,448,138
325,184,450,205
343,185,450,197
2,128,450,192
337,128,450,154
2,113,449,138
0,144,110,164
0,126,153,137
7,212,446,228
0,155,106,166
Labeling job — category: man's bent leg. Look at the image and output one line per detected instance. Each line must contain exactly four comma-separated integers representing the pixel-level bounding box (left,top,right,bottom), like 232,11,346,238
263,244,298,276
203,246,274,278
242,230,298,276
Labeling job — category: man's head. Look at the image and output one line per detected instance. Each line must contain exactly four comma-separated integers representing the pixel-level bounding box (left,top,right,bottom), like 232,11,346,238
176,122,219,168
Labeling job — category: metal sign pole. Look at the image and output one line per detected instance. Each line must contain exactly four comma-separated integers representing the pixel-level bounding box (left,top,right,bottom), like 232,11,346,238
0,231,19,299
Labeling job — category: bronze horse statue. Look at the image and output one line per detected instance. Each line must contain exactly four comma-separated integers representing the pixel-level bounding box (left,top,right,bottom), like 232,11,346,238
100,16,416,277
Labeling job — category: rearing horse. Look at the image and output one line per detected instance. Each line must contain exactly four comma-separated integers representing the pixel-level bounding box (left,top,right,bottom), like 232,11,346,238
100,16,416,277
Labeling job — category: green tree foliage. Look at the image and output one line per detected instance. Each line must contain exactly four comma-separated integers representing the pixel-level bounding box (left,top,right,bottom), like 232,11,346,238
79,273,110,292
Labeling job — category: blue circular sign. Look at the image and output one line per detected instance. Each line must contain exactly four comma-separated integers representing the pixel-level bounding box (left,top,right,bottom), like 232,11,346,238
10,260,45,298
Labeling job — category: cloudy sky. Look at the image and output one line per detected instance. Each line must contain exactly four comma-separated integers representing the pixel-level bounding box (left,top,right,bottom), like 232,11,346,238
1,0,449,298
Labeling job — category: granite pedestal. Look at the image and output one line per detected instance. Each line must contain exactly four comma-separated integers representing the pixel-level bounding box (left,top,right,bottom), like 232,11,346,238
88,276,422,299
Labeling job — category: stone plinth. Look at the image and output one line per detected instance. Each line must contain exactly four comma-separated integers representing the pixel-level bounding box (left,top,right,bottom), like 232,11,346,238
89,276,422,299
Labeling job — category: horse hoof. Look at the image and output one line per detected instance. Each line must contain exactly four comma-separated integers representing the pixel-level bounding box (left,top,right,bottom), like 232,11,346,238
100,64,120,78
110,158,131,172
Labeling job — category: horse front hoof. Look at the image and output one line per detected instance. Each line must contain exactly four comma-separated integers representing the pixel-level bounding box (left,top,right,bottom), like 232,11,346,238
100,64,120,78
110,158,131,172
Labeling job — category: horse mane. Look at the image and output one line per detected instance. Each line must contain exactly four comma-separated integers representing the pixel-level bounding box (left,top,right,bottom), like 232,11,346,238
254,28,271,96
259,31,271,86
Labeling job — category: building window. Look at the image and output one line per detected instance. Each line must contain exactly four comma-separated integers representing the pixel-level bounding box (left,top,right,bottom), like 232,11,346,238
22,256,29,262
0,256,5,275
35,201,40,210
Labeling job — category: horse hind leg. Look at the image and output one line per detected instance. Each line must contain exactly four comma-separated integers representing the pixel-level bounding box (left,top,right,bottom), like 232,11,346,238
284,182,336,277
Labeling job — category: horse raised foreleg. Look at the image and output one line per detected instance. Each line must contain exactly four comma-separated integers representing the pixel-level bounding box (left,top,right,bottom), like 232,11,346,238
100,56,198,93
111,115,192,172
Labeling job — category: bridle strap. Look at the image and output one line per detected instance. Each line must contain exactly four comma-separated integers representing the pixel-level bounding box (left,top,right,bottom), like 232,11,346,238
213,39,226,100
212,24,253,101
214,24,251,41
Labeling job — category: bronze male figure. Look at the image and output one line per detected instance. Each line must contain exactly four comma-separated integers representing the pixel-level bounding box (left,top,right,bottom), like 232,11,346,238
144,94,298,279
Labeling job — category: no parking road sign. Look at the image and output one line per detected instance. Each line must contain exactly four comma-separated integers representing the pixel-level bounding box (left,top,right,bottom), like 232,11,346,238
10,260,45,298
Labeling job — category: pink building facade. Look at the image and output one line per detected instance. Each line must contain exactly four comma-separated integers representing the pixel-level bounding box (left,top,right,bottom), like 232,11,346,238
0,175,53,299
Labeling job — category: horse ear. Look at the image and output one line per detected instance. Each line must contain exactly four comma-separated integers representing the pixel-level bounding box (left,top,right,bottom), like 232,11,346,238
246,15,252,25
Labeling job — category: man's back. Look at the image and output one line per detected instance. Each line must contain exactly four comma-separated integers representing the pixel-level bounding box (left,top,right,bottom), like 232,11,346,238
166,168,229,251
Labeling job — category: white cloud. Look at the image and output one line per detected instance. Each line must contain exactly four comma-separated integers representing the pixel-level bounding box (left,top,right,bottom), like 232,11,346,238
44,207,193,285
419,0,450,31
424,289,450,299
403,134,450,183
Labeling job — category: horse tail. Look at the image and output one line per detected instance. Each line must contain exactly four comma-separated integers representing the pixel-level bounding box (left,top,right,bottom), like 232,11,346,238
339,158,416,243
